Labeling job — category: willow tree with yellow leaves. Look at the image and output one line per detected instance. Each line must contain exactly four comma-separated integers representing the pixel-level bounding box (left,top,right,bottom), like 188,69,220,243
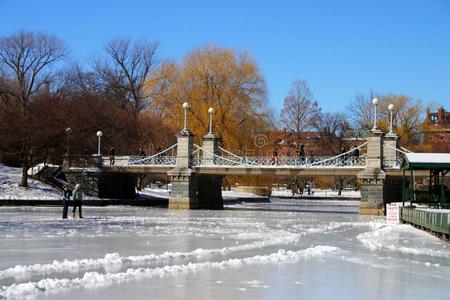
146,45,273,151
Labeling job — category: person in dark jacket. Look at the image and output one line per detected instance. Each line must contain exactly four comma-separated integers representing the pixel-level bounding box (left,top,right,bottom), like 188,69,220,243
139,147,146,157
298,145,305,165
352,145,360,165
72,183,83,218
62,184,72,219
309,150,315,164
109,147,115,165
340,147,347,165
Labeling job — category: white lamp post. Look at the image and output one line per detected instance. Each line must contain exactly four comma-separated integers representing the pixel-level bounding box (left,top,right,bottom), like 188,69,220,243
372,98,379,131
182,102,190,131
96,131,103,155
65,127,72,156
388,103,395,134
208,107,215,134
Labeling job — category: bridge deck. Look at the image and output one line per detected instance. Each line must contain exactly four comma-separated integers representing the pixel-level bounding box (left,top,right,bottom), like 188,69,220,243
69,165,425,177
101,165,365,176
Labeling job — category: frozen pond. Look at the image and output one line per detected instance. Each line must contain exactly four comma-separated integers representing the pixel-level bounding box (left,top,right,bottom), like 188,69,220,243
0,201,450,299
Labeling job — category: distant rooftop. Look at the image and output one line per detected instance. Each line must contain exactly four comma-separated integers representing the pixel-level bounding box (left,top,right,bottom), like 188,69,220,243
426,107,450,124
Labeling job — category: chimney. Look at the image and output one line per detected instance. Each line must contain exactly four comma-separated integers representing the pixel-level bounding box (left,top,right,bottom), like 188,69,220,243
426,107,431,123
437,106,445,123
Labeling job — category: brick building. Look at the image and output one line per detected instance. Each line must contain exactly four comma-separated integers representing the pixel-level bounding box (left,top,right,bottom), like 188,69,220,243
266,129,364,157
423,107,450,153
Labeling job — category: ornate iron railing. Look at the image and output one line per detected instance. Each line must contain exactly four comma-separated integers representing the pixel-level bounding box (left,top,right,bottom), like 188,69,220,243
128,155,176,166
128,144,177,166
192,155,366,168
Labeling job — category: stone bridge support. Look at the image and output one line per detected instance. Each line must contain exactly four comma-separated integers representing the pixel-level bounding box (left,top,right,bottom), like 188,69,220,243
358,130,386,215
198,133,223,209
358,130,402,215
63,158,137,199
168,131,223,209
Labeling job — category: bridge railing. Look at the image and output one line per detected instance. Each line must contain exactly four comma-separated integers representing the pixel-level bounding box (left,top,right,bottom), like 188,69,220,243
192,155,367,168
383,143,412,169
128,155,176,166
192,142,368,168
127,143,178,167
64,155,103,168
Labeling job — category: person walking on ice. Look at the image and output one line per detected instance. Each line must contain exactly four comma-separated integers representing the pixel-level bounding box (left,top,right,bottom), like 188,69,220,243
62,184,72,219
72,183,83,218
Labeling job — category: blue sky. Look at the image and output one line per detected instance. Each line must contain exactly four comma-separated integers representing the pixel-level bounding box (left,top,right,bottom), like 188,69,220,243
1,0,449,114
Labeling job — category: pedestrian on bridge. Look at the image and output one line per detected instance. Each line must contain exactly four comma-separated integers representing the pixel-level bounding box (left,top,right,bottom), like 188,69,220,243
62,184,72,219
72,184,83,219
271,149,278,165
298,145,305,165
309,151,315,164
109,147,115,165
139,147,146,157
340,147,347,166
352,145,360,165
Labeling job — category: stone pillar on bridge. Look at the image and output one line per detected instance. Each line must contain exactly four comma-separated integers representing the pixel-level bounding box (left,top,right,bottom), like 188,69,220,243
167,130,199,209
202,133,219,165
198,133,223,209
382,132,403,207
358,130,386,215
383,132,398,168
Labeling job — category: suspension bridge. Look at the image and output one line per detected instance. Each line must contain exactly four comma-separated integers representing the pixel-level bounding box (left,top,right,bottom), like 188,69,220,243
62,103,413,215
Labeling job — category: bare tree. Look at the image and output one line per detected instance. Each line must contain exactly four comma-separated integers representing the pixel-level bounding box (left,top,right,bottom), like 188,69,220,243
280,79,321,148
316,112,353,195
93,38,159,114
346,91,379,130
0,31,68,186
316,112,350,154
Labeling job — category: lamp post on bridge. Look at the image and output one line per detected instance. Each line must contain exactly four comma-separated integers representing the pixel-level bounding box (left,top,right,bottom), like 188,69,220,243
183,102,190,132
208,107,215,134
371,98,379,132
65,127,72,156
96,131,103,155
388,103,395,134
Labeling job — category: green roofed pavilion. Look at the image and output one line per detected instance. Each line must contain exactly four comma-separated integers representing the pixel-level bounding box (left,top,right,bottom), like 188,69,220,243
401,153,450,208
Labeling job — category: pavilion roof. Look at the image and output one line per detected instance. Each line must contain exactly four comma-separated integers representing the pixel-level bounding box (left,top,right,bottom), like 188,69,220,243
402,153,450,170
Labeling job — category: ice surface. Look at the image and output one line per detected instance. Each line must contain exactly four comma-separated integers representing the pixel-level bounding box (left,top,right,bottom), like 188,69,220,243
0,205,449,300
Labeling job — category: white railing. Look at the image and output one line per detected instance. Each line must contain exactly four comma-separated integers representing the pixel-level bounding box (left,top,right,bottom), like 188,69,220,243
128,144,177,166
383,142,413,169
27,162,48,176
128,156,176,166
103,142,370,169
193,155,366,168
193,143,367,168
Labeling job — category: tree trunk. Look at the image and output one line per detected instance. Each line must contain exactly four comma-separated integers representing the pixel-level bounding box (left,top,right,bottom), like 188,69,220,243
20,160,29,187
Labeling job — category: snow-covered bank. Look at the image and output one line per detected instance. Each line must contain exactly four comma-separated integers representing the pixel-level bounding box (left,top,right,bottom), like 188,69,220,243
0,164,61,200
271,188,360,199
